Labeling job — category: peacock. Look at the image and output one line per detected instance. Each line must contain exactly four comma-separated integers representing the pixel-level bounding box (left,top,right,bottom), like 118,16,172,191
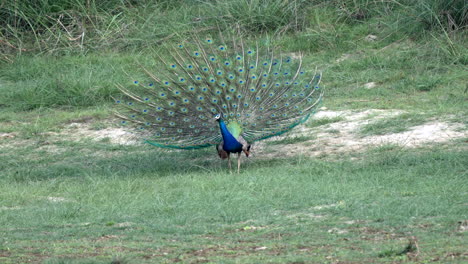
115,32,323,173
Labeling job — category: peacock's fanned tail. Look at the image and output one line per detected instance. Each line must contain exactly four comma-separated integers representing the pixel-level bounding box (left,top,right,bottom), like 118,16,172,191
115,33,323,149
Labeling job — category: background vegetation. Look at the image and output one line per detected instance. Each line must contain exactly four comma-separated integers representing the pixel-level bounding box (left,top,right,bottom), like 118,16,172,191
1,0,466,111
0,0,466,263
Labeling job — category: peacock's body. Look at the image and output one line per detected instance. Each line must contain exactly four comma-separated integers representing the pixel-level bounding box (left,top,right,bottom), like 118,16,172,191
115,32,323,172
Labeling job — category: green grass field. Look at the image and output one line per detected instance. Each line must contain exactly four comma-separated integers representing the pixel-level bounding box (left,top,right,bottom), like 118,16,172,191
1,0,467,263
0,145,466,263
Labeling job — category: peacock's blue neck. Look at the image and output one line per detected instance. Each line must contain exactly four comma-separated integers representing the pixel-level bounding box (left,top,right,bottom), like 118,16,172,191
218,119,243,153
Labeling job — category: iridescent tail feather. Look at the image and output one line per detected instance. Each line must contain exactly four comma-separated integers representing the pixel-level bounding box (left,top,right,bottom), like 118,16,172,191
115,30,323,149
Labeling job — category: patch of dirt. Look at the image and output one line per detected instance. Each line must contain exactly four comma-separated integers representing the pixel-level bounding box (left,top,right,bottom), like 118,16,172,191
238,225,267,231
312,203,340,210
286,213,327,220
282,203,345,221
94,235,121,242
441,252,468,261
0,132,16,139
65,116,94,124
115,222,135,228
256,109,467,158
0,250,11,258
343,220,369,225
0,206,22,210
457,220,468,232
328,228,349,234
365,122,465,147
354,226,406,241
46,197,69,203
61,122,139,145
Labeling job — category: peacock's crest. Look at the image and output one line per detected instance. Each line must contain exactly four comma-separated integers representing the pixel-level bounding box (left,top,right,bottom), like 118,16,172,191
115,32,323,152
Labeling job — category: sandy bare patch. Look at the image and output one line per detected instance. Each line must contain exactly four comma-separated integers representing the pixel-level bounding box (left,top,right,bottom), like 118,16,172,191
46,197,70,203
61,122,139,145
0,206,22,210
115,222,135,228
328,228,348,234
312,203,339,210
0,132,17,140
457,220,468,232
95,235,121,241
286,212,327,220
256,109,466,158
365,121,466,147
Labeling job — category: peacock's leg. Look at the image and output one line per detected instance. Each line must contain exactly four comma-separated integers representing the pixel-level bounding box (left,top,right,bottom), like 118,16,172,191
237,152,241,174
227,153,232,172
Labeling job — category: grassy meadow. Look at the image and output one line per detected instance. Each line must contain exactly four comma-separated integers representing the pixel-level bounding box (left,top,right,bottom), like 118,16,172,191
1,0,467,263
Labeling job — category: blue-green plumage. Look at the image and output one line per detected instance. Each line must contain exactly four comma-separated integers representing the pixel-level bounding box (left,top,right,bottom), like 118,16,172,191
114,31,323,172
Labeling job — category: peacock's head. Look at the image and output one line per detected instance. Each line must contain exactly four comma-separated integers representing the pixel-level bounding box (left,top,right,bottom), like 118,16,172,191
214,113,222,122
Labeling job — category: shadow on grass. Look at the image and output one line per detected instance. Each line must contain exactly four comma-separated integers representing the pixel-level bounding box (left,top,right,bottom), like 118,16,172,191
2,140,301,182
